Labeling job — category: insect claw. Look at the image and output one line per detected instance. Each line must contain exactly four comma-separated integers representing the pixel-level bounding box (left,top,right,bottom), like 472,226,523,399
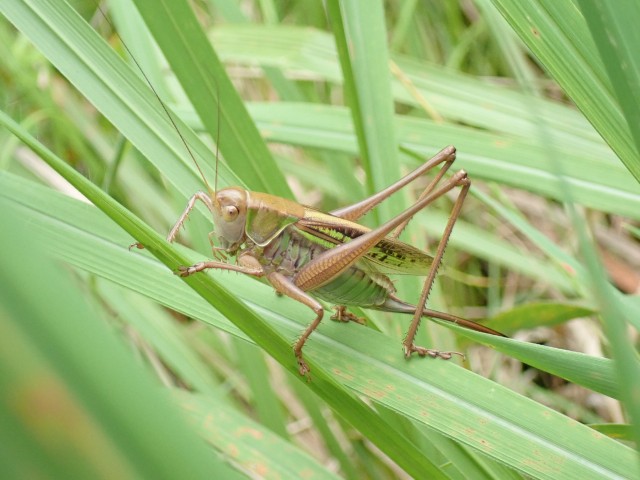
129,242,144,251
404,344,465,361
175,264,201,277
297,356,311,379
330,305,366,324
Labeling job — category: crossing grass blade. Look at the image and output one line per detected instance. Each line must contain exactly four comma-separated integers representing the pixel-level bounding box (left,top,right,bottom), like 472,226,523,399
488,0,640,183
130,0,291,197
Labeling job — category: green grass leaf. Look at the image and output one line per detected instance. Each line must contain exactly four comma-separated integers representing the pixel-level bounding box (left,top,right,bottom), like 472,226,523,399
3,0,639,477
0,188,236,480
1,166,636,479
130,0,291,197
489,0,640,183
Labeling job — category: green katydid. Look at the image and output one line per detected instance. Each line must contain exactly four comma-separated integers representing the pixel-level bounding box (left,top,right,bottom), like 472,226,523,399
159,145,504,376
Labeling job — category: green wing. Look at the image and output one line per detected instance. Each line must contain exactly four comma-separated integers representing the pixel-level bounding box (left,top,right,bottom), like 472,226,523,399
365,237,433,275
296,209,434,276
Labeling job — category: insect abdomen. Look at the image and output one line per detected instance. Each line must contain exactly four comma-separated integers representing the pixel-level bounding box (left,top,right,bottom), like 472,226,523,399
260,227,393,307
311,266,392,307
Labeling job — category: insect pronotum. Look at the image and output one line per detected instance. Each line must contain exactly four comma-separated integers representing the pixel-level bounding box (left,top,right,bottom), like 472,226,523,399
112,7,505,377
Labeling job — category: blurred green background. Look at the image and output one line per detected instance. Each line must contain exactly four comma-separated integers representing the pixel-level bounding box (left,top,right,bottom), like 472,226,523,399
1,0,639,478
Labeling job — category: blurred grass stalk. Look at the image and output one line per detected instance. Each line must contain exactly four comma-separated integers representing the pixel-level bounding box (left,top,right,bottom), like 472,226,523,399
491,0,640,450
0,202,233,479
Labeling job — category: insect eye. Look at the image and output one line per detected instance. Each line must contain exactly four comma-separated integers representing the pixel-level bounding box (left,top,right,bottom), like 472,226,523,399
222,205,239,221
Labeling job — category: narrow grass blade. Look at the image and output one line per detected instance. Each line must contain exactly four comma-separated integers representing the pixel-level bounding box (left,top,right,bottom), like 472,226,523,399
488,0,640,183
130,0,291,196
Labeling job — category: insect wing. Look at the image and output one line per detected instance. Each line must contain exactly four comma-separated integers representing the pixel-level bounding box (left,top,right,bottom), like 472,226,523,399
365,237,433,275
296,209,434,275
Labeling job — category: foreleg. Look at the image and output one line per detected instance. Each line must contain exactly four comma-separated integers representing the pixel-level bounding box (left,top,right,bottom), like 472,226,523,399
177,252,264,277
166,192,214,244
130,191,214,250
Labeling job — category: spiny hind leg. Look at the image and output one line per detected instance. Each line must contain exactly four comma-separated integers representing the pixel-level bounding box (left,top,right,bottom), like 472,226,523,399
402,311,464,360
330,146,456,222
294,171,471,294
330,305,366,325
402,310,463,360
402,172,471,359
390,150,457,239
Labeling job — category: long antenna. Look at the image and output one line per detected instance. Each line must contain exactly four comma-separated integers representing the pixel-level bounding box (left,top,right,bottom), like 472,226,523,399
96,4,215,197
215,80,220,195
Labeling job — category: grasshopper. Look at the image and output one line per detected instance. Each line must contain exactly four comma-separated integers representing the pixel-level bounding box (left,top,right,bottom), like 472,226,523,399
161,146,504,376
108,6,503,376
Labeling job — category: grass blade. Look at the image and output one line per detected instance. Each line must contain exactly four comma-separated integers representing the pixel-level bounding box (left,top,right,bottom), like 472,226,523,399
488,0,640,183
